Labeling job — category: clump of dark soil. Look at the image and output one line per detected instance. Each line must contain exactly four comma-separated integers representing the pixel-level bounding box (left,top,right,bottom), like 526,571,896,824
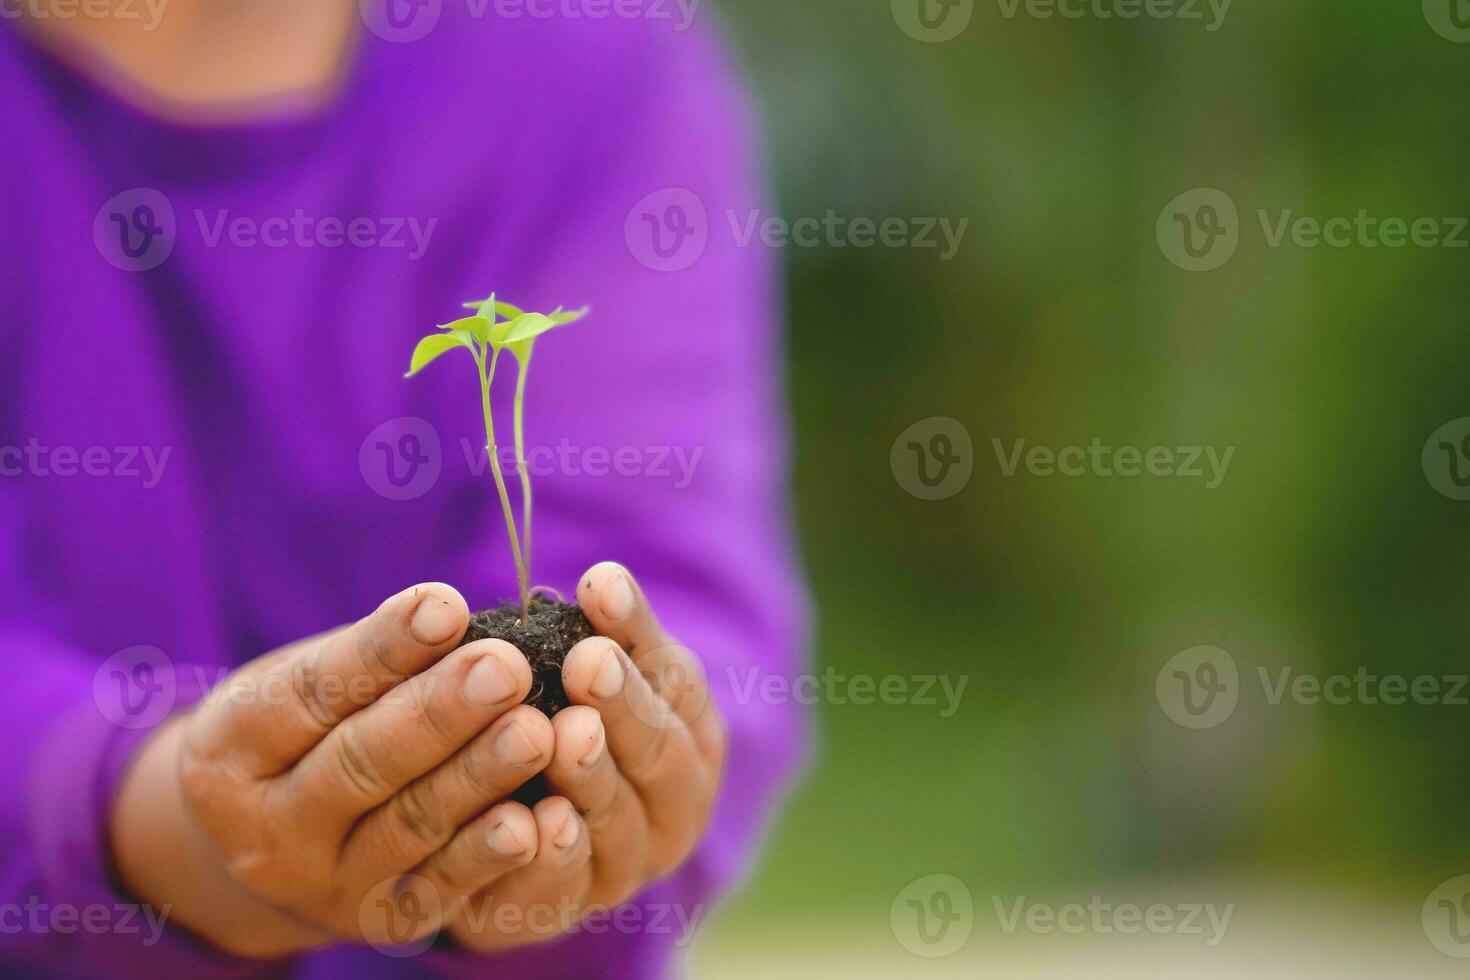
459,594,594,717
459,595,593,805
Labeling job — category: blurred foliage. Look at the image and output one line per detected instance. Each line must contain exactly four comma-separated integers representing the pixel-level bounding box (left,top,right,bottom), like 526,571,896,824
706,0,1470,930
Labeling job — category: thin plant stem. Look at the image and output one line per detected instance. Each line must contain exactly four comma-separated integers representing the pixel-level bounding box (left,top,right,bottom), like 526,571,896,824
512,346,534,586
478,346,529,623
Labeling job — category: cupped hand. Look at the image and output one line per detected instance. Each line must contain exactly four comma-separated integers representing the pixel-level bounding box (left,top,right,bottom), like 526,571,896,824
113,584,555,957
446,563,726,952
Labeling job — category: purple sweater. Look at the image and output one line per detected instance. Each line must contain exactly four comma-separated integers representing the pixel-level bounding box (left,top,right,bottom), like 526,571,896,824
0,12,805,978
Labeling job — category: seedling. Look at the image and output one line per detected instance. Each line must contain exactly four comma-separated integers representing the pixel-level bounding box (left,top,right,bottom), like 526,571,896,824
406,295,586,624
405,293,596,737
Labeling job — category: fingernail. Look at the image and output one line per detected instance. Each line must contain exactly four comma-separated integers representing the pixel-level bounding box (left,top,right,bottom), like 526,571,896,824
589,644,625,700
600,570,635,621
465,654,516,706
555,813,580,848
496,721,541,765
410,594,460,644
488,820,526,856
578,727,606,767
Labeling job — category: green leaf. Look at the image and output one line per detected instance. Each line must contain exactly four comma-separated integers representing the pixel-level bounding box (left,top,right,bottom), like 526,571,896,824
507,337,535,363
437,315,491,344
405,331,475,377
500,313,558,344
550,306,589,326
461,298,527,322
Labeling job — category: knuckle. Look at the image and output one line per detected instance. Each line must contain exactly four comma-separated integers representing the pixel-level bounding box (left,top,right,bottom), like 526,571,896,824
622,720,676,785
355,616,394,676
389,778,449,848
582,778,632,837
455,743,505,800
332,725,390,800
412,689,459,748
290,652,337,730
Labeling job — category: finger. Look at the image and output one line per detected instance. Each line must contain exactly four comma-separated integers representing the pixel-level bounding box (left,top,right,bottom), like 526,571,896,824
343,703,553,870
416,802,539,918
575,564,720,750
288,638,534,824
195,583,470,777
561,637,710,876
544,706,649,906
453,797,593,952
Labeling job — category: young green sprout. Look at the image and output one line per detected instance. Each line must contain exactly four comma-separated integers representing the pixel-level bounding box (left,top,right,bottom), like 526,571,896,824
405,294,587,624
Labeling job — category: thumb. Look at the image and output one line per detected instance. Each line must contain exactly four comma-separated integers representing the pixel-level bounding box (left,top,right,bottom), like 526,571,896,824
576,562,666,659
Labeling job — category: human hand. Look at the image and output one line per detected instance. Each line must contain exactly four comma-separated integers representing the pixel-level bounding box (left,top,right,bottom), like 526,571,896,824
447,563,725,952
111,583,555,957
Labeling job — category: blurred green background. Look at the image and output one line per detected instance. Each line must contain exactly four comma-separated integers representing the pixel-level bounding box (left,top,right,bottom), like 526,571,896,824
694,0,1470,969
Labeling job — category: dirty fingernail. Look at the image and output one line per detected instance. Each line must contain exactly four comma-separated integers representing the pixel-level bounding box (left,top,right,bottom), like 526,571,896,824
600,570,635,621
496,721,541,765
465,654,516,706
589,645,625,700
410,594,460,644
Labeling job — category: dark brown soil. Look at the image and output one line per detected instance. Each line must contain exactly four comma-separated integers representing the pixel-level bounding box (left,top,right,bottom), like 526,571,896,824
458,595,594,717
458,595,594,805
